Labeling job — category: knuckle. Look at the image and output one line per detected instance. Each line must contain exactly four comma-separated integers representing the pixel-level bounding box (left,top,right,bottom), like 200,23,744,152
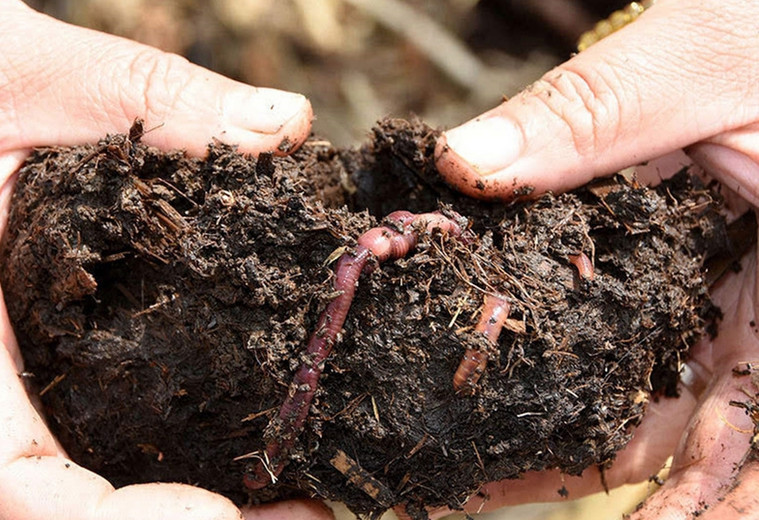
529,64,624,159
118,48,193,124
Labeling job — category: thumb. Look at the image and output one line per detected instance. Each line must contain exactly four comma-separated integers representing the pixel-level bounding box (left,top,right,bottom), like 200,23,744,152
436,0,759,200
0,1,312,157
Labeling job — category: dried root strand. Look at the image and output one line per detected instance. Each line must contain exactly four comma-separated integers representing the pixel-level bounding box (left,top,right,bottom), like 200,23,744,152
329,449,394,508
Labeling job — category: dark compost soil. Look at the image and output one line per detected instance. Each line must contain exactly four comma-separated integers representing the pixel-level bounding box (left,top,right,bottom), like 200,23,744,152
0,119,730,517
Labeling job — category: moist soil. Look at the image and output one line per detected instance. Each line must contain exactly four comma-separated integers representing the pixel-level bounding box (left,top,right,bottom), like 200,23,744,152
0,119,729,518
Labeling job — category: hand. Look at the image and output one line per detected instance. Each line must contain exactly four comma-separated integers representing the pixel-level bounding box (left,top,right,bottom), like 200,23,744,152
0,2,329,519
434,1,759,518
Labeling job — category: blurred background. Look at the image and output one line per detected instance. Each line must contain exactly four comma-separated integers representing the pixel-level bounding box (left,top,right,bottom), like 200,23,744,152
23,0,665,518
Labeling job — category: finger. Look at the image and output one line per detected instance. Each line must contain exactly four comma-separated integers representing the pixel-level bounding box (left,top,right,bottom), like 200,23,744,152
0,1,312,157
687,123,759,207
628,250,759,519
697,459,759,520
0,150,26,238
435,0,759,199
0,455,244,520
241,500,335,520
627,377,753,520
0,337,58,468
0,148,28,370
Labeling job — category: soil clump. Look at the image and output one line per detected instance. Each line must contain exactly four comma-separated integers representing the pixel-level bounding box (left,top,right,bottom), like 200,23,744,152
0,119,728,517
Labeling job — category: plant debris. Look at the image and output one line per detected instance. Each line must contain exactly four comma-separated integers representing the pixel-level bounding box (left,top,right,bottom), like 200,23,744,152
0,118,730,518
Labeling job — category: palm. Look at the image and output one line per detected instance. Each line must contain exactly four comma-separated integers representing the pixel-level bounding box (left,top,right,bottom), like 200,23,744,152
628,249,759,519
629,148,759,517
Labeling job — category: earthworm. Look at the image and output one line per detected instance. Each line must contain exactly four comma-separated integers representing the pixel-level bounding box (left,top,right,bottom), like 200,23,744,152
452,294,510,394
245,210,465,489
568,252,594,281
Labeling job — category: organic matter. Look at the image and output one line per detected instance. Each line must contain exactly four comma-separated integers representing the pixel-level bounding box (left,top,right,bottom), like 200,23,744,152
0,119,729,518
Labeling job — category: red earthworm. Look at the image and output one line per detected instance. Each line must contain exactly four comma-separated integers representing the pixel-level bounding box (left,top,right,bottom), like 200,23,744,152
452,294,510,394
245,210,465,489
568,251,594,281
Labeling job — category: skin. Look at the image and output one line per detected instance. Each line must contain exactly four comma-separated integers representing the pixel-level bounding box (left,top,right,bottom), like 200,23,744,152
0,1,331,519
4,0,757,518
435,0,759,518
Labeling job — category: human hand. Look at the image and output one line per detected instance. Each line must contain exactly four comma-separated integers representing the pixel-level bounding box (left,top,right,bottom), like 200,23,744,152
434,1,759,518
0,1,328,519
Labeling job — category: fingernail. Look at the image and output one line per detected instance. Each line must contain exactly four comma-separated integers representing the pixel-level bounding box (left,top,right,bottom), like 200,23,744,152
224,87,309,134
443,116,522,176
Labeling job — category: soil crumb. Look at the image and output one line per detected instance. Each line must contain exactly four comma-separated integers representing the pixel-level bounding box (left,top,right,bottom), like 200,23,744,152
0,119,728,518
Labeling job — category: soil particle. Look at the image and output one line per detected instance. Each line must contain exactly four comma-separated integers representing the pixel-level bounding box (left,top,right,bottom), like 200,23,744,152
1,118,728,518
